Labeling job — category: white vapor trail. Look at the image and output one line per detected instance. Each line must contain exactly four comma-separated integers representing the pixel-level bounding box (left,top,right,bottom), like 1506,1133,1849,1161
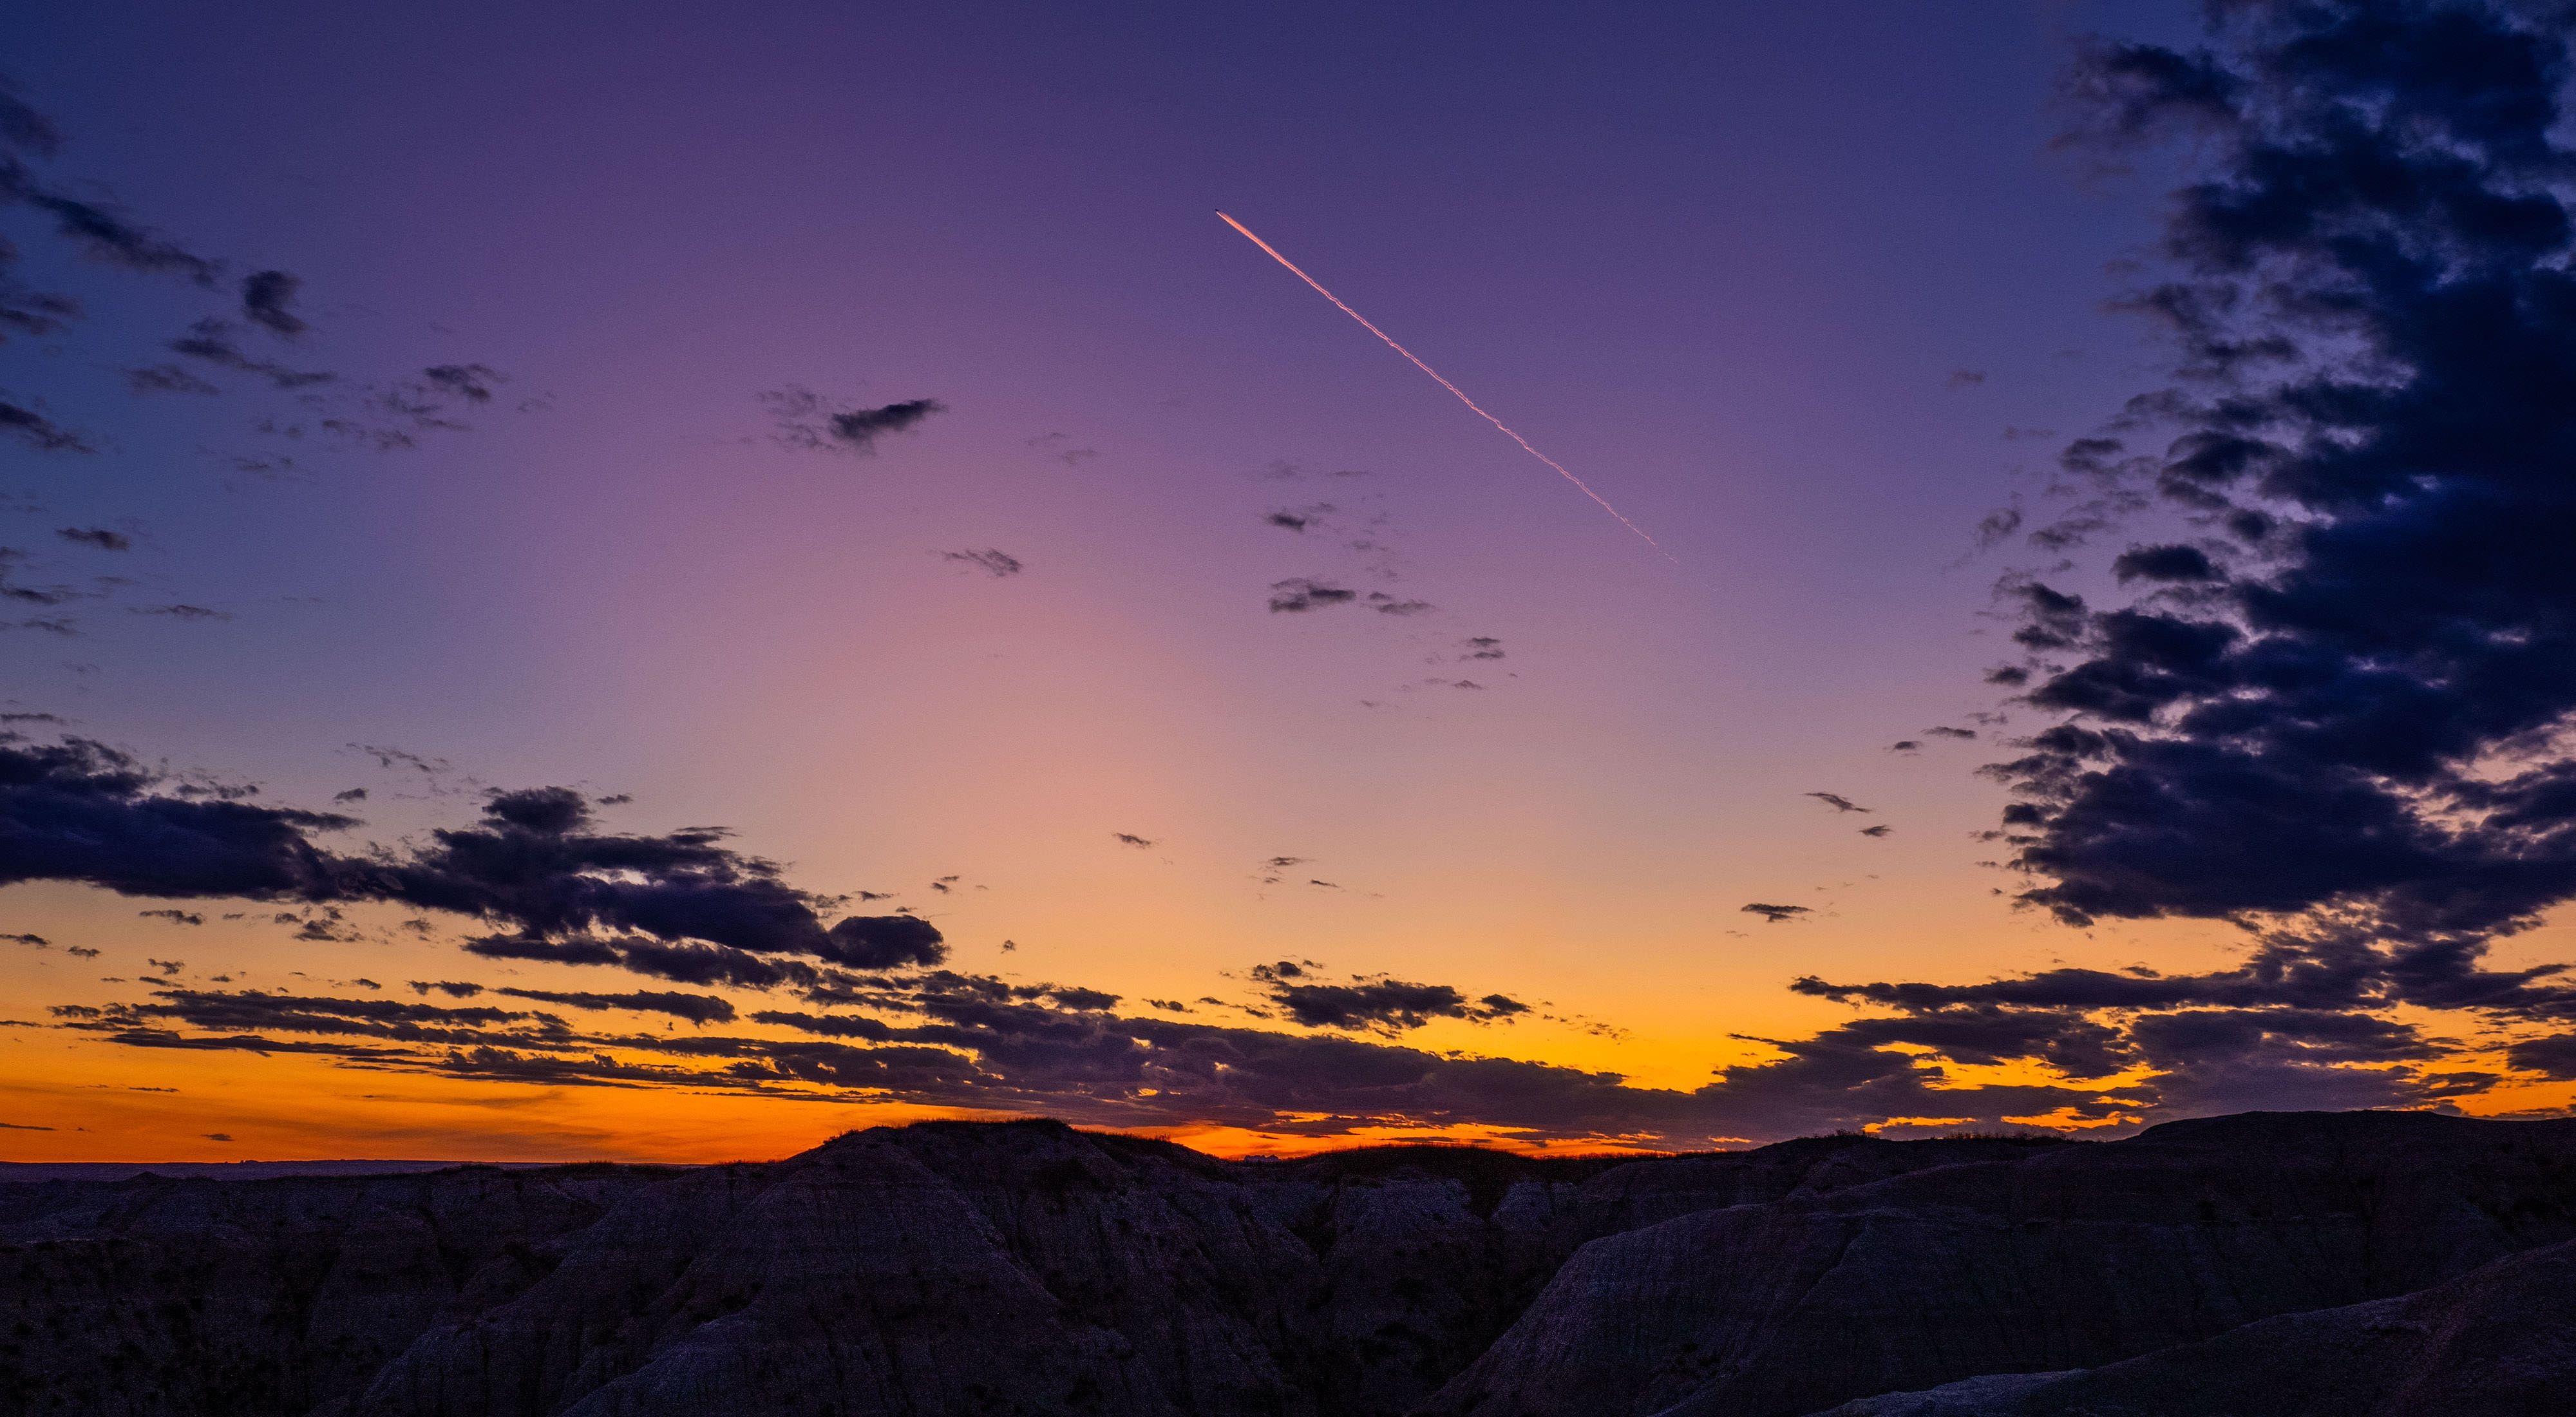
1216,209,1680,567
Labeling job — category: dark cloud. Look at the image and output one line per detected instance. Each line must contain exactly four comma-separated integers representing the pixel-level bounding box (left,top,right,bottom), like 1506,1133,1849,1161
0,398,88,453
0,549,74,608
128,604,229,622
1785,909,2562,1119
1112,833,1155,848
167,319,334,389
1946,368,1988,388
1983,1,2576,985
495,987,735,1025
137,909,201,926
1859,824,1893,838
0,84,220,370
1804,792,1872,813
0,283,78,344
1,175,218,284
1971,506,2025,555
1924,726,1976,741
0,738,946,978
1741,904,1812,924
762,386,946,454
2506,1032,2576,1079
66,987,566,1046
937,548,1023,578
408,980,483,998
57,966,2139,1146
1366,592,1434,616
422,363,500,403
2110,543,2220,584
828,399,943,448
1245,962,1528,1035
1889,740,1922,753
240,271,305,336
55,528,128,551
0,736,358,900
124,364,220,395
3,85,517,479
0,81,61,156
1267,578,1356,613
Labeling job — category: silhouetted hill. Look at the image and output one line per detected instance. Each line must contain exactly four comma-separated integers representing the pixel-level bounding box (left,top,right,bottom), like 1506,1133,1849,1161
5,1111,2571,1415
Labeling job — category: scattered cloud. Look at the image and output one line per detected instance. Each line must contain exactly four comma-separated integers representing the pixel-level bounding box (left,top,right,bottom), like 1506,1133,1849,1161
764,386,946,454
239,271,305,336
1025,432,1098,466
1366,592,1434,616
1740,904,1812,924
1267,578,1356,613
0,399,89,453
128,604,230,622
166,319,333,389
936,548,1023,578
1247,961,1529,1035
1804,792,1872,814
421,363,499,403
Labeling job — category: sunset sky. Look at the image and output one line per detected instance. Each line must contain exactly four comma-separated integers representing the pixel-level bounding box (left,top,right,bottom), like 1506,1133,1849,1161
8,0,2575,1161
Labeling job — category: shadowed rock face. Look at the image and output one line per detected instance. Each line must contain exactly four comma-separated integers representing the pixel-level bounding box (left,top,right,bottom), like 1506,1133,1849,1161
1817,1237,2576,1417
3,1112,2573,1417
1421,1111,2576,1417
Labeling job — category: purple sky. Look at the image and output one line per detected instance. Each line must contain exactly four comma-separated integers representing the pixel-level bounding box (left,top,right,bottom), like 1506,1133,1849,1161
9,1,2571,1161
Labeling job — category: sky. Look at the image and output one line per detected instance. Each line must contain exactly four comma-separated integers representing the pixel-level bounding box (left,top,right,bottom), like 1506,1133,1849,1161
6,0,2576,1162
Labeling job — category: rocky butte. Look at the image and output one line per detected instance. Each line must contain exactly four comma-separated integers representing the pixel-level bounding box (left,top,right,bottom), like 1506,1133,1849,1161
4,1109,2573,1415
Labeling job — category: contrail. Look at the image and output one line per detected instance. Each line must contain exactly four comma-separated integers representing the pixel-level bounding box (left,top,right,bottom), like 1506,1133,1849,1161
1216,209,1679,566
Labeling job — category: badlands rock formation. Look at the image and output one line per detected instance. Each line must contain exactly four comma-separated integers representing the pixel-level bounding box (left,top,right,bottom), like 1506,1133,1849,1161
3,1110,2571,1416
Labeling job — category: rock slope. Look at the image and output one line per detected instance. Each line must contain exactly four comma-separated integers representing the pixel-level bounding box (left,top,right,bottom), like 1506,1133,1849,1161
1817,1236,2576,1417
3,1111,2571,1416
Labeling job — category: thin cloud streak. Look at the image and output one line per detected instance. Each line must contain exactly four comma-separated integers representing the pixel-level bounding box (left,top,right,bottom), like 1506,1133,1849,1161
1215,211,1684,571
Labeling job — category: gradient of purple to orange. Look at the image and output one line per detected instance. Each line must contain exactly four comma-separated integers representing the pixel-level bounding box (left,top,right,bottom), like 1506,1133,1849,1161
12,0,2453,1161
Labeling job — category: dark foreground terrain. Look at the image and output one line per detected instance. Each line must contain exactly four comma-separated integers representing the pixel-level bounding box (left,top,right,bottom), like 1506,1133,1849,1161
5,1110,2573,1416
